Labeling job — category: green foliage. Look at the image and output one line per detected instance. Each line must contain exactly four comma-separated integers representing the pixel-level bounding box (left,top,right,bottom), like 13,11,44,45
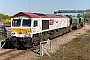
0,13,11,20
83,13,90,20
77,14,82,18
77,13,90,20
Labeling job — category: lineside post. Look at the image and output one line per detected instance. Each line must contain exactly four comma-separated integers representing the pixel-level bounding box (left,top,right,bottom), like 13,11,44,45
40,39,52,56
0,40,6,50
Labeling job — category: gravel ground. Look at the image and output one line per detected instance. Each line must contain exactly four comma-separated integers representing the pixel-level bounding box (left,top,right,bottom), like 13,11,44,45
0,49,12,54
47,24,89,53
11,23,90,60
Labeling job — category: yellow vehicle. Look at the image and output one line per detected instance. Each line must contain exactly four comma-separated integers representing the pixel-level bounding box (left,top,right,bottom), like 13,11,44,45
6,19,11,23
4,19,11,27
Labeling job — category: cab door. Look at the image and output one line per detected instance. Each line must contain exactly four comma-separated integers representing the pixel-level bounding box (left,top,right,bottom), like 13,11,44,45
32,20,40,34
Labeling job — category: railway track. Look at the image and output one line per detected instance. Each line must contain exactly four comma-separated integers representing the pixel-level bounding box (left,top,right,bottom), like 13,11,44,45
0,49,30,60
0,40,44,60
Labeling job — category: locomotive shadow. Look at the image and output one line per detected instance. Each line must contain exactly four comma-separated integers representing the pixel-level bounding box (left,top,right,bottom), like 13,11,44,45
1,38,27,50
1,38,39,51
1,39,15,49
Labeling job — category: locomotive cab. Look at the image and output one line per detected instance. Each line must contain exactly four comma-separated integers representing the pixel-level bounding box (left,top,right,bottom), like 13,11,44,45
10,16,34,48
11,17,32,38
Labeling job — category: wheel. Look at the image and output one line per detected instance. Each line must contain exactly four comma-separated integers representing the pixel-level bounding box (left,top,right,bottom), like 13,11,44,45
82,22,85,27
76,24,79,29
63,28,67,34
60,29,64,35
11,37,18,47
66,27,70,33
49,32,54,39
25,38,33,48
33,37,39,46
70,25,73,31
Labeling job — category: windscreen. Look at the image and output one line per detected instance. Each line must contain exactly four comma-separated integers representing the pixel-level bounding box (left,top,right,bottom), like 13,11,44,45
22,19,31,27
12,19,21,26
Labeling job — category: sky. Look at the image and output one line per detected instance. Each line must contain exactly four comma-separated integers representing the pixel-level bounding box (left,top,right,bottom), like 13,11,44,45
0,0,90,16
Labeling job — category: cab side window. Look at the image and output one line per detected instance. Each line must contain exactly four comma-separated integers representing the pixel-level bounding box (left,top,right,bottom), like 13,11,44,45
34,21,38,27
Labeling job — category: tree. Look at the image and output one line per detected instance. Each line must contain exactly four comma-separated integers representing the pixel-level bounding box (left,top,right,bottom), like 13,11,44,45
77,13,90,20
0,13,11,20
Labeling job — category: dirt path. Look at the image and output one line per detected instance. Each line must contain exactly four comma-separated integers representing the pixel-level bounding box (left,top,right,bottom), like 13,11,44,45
11,23,90,60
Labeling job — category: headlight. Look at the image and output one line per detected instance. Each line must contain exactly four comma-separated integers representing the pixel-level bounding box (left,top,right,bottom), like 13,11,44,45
11,32,15,35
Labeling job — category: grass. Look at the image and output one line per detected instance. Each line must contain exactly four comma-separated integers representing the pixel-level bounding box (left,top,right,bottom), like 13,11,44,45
36,30,90,60
0,32,5,40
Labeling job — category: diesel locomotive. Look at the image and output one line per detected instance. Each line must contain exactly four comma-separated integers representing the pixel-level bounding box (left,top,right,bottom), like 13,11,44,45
4,12,85,48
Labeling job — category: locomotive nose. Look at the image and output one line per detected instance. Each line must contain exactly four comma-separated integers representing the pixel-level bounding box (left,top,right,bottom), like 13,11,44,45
11,28,32,37
19,31,22,34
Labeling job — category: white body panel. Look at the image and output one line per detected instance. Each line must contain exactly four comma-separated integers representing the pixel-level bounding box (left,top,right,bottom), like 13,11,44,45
11,16,70,38
32,17,70,34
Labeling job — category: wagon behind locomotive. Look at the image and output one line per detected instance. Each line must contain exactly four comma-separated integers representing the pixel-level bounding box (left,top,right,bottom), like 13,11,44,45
66,15,85,30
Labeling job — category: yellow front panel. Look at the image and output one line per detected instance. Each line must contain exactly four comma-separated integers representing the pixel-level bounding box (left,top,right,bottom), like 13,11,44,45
11,28,32,34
